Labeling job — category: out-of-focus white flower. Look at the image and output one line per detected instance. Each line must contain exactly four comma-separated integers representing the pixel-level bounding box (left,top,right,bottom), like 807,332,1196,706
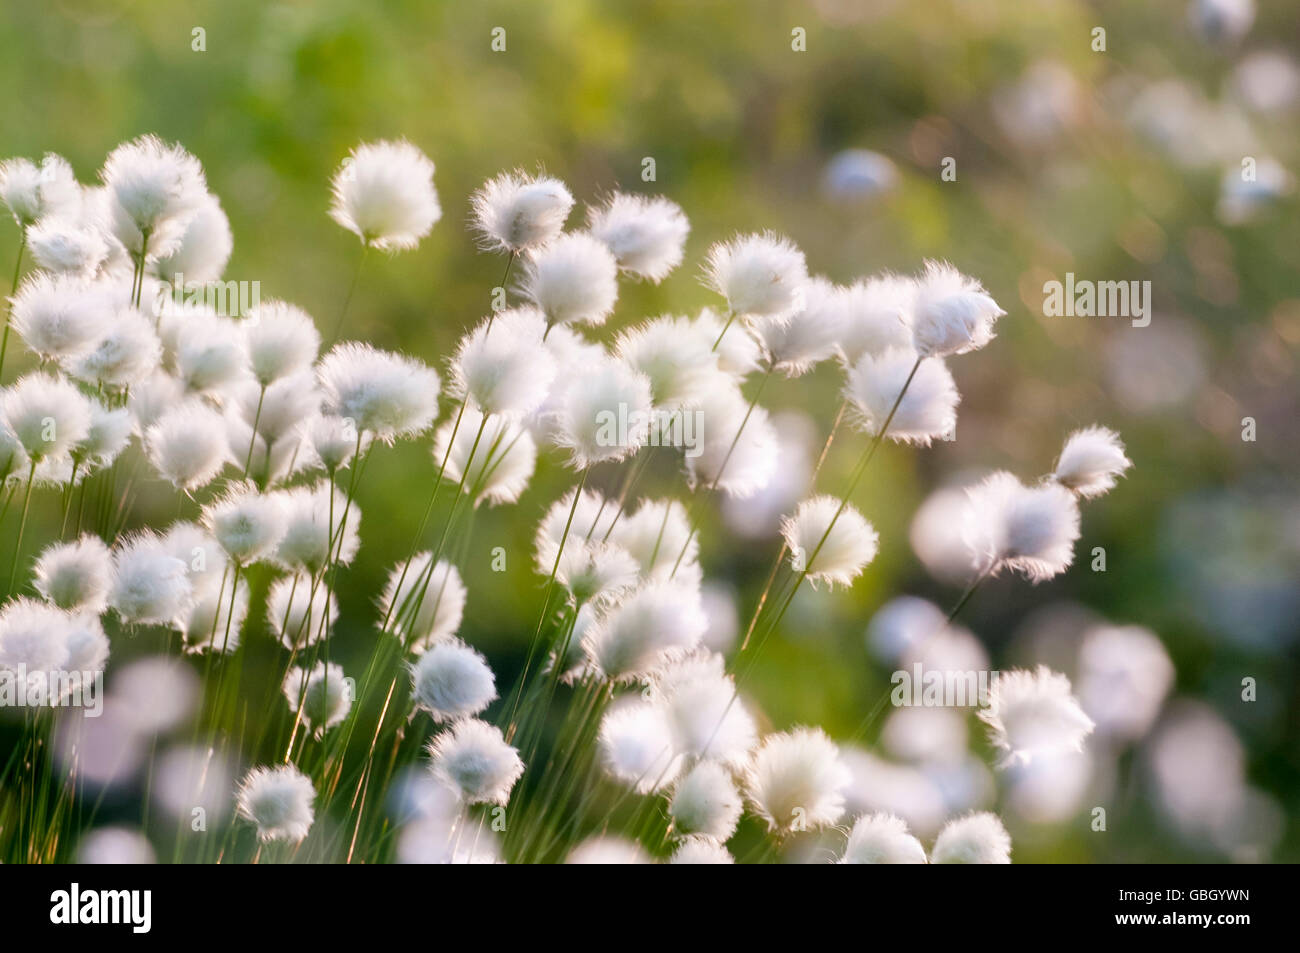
306,413,366,472
840,813,927,864
844,348,958,445
565,836,651,864
780,495,878,589
432,406,537,507
33,535,114,613
583,579,708,682
598,698,683,793
910,261,1003,358
100,135,207,259
380,553,466,651
267,574,336,650
822,149,898,201
74,403,132,470
109,656,199,735
26,217,109,276
151,190,232,285
534,495,639,607
170,311,249,397
615,315,719,409
979,666,1095,765
77,827,156,865
909,482,982,586
703,231,807,320
837,274,915,367
283,661,353,735
0,154,80,225
963,471,1081,582
691,307,763,378
670,835,734,864
180,574,248,654
449,307,555,418
586,192,689,282
1053,426,1132,499
519,231,619,328
127,371,184,432
146,402,231,490
317,342,440,443
865,595,948,664
236,764,316,842
69,306,162,389
109,532,193,627
1188,0,1255,46
274,482,358,574
651,653,757,766
152,745,232,822
470,170,573,255
410,639,497,723
202,482,286,564
686,384,778,498
9,273,103,364
1077,624,1173,741
329,140,440,251
242,299,320,386
427,718,523,806
609,497,697,582
669,760,743,841
1217,155,1293,225
744,727,851,832
554,355,652,468
753,277,845,376
930,811,1012,864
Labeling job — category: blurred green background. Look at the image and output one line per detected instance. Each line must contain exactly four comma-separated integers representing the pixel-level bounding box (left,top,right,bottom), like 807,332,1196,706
3,0,1297,861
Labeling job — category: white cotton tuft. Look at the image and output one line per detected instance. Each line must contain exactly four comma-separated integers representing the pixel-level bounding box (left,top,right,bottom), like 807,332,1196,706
0,421,27,482
127,371,184,432
0,599,71,696
75,403,133,469
554,356,653,468
470,170,573,254
9,273,104,364
670,835,734,864
180,574,248,655
150,190,233,284
110,532,194,627
306,414,366,472
753,276,846,376
100,135,207,259
598,698,683,793
26,217,109,277
1,372,92,461
743,727,851,832
685,384,778,498
432,405,536,507
615,315,721,409
1053,425,1132,499
427,718,523,806
145,402,231,490
910,260,1004,358
978,666,1095,765
669,760,743,841
33,535,114,613
409,639,498,723
273,482,359,574
69,305,162,389
845,348,959,445
380,554,466,651
962,471,1081,582
317,342,440,443
583,580,708,682
283,661,353,735
236,764,316,842
930,811,1012,864
0,154,80,225
449,308,555,418
202,483,286,564
171,311,250,397
780,495,878,589
837,273,916,367
267,574,336,650
586,192,689,282
651,653,757,766
840,813,928,864
691,307,763,378
702,231,808,319
533,489,640,606
519,231,619,328
565,836,650,865
329,140,440,251
609,497,698,582
242,299,321,386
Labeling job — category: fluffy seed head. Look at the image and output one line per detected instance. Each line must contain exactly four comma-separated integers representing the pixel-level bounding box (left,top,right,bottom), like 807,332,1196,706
840,813,927,864
171,312,250,396
669,760,743,841
753,277,846,376
1053,425,1132,499
670,835,734,864
26,217,109,276
583,580,708,682
910,260,1004,358
75,403,133,468
978,666,1095,765
380,553,466,651
519,231,619,328
743,727,850,832
409,640,498,723
9,273,104,364
598,699,683,793
317,342,440,443
963,471,1081,582
100,135,207,258
150,190,233,284
845,348,959,445
146,402,231,490
69,305,162,388
329,140,440,251
615,315,719,409
930,811,1012,864
609,497,698,581
449,308,555,418
202,483,286,564
283,661,353,735
307,414,365,472
236,765,315,842
34,535,114,613
427,719,524,806
180,575,248,654
837,273,916,366
0,154,80,225
586,192,689,282
110,531,194,627
651,653,757,766
2,372,93,461
274,482,359,574
554,356,653,468
780,495,878,589
267,574,336,650
702,231,808,318
470,170,573,254
685,385,778,498
432,405,537,507
242,299,321,386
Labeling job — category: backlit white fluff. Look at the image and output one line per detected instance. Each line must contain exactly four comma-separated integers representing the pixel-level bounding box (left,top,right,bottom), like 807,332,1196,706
703,231,808,319
0,423,27,481
930,811,1012,864
1077,624,1174,741
0,599,73,695
587,192,689,282
978,666,1095,765
202,483,286,564
283,661,353,735
127,371,184,432
670,835,735,864
100,135,207,259
651,653,757,765
845,348,958,445
840,813,927,864
450,308,555,419
274,482,359,574
180,575,248,654
317,342,441,443
267,574,337,650
685,385,778,498
837,274,916,367
753,277,845,376
690,307,762,379
526,323,608,440
963,471,1081,582
2,372,92,461
172,312,249,396
427,718,524,806
533,490,639,604
307,413,366,472
583,579,708,682
0,154,80,225
242,299,321,386
615,315,719,409
236,765,316,842
669,760,743,840
76,827,155,865
743,727,850,832
329,140,441,251
519,231,619,327
910,261,1004,358
151,190,233,284
26,218,109,276
75,403,132,469
565,836,650,865
109,532,194,627
432,405,536,507
9,273,103,363
380,553,466,651
409,639,498,722
69,306,162,388
1053,425,1132,499
598,698,683,793
609,498,698,581
470,170,573,254
780,495,878,589
554,356,653,468
146,403,231,490
33,535,114,613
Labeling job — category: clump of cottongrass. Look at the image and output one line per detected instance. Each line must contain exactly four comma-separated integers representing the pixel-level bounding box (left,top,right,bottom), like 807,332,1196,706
565,836,651,864
844,348,959,444
329,140,441,251
431,406,537,507
109,532,193,627
145,403,232,491
519,231,619,328
553,356,653,468
685,385,778,497
703,231,808,321
99,135,207,259
68,306,163,389
202,482,286,565
651,653,757,765
615,315,723,410
753,276,846,376
583,579,708,682
840,813,927,864
236,764,316,843
427,718,524,806
836,274,917,367
0,154,80,225
978,666,1095,765
669,760,743,841
910,260,1004,358
449,308,555,418
409,639,498,722
267,575,336,650
670,835,734,864
283,661,353,736
26,218,109,276
379,553,466,650
780,495,878,589
598,698,683,793
743,727,850,832
317,342,441,443
33,535,114,613
274,482,358,575
1052,426,1132,499
930,811,1012,864
242,299,321,387
963,471,1081,582
9,273,103,365
470,170,573,255
151,190,233,285
586,192,689,282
